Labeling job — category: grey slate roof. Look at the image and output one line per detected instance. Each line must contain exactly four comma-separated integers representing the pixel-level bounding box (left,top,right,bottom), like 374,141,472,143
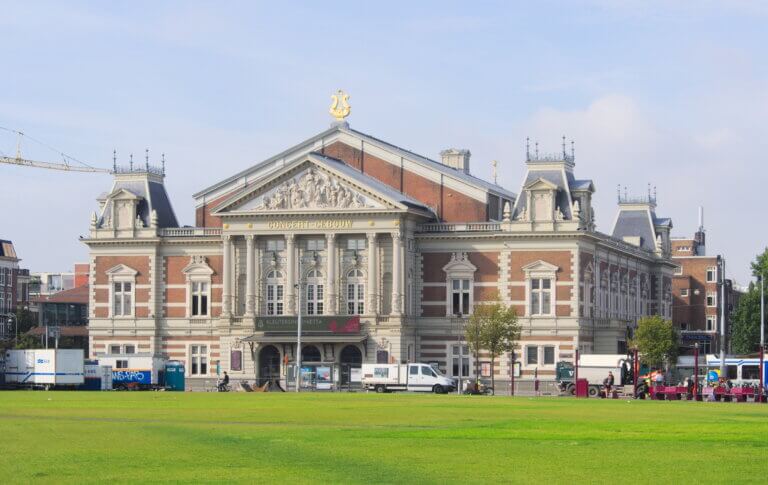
99,176,178,228
612,209,656,251
513,169,573,220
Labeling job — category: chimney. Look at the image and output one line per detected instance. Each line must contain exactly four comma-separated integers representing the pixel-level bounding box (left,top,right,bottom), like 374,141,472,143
440,148,471,174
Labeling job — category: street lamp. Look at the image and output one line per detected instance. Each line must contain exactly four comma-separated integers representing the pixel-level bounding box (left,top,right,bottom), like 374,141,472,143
759,274,765,401
454,312,463,395
6,313,17,343
295,282,302,393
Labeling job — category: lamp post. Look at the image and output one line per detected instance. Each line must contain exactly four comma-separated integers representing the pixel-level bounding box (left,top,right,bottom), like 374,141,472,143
295,282,302,393
454,312,463,395
719,258,726,376
759,274,765,401
693,342,699,401
6,313,16,343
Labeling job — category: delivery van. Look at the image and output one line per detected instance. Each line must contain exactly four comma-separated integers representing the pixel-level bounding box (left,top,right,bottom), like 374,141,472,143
361,363,455,393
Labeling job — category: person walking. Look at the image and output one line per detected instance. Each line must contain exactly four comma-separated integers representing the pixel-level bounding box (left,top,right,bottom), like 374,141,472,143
603,371,615,397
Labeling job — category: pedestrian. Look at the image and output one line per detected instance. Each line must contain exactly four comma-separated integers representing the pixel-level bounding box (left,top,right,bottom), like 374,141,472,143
603,371,615,396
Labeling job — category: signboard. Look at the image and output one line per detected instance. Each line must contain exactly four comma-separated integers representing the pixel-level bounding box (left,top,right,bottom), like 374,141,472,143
681,333,712,343
254,315,360,334
230,350,242,371
316,366,332,390
350,367,362,383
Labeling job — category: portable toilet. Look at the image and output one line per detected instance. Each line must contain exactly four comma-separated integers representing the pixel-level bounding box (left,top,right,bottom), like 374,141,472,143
164,361,185,391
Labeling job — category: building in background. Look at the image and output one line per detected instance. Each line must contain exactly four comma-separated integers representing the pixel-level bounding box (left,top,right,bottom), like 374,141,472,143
28,264,89,318
0,239,30,339
671,208,737,354
29,284,89,349
82,96,675,389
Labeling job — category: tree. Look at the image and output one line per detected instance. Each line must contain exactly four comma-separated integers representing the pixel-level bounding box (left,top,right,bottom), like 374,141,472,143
464,312,484,386
479,303,520,390
14,334,39,350
731,248,768,354
631,315,678,370
14,307,37,335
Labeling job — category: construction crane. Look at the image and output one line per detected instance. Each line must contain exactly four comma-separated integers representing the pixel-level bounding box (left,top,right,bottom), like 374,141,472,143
0,126,112,174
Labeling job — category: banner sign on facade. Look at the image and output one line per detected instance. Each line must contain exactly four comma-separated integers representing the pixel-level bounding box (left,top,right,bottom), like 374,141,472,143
254,315,360,334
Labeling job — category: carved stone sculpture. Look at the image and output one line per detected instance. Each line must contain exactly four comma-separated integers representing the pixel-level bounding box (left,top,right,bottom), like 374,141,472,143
255,167,377,210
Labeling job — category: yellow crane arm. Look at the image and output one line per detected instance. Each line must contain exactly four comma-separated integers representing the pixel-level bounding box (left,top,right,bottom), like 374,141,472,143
0,155,112,173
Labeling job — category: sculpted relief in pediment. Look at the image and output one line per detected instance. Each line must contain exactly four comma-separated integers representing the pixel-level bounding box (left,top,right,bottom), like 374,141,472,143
242,167,384,211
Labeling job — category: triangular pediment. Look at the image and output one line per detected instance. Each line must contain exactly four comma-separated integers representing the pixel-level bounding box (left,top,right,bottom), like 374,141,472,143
521,260,560,273
524,177,559,191
105,264,138,277
107,188,142,201
213,154,421,215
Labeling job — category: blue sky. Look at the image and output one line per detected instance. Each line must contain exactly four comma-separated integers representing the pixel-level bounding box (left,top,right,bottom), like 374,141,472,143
1,1,766,284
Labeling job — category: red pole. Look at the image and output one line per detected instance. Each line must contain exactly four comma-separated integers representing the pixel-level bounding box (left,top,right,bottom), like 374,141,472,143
510,350,515,397
633,348,639,397
574,348,580,396
757,345,765,402
693,343,699,400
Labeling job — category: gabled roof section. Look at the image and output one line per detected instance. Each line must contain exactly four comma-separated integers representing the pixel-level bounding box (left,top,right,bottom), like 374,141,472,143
193,122,516,207
212,152,434,217
512,169,575,220
97,172,178,229
612,209,657,252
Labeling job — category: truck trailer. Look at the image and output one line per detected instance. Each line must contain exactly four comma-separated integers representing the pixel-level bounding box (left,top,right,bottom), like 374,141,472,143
4,349,85,389
361,363,456,393
556,354,635,397
98,355,165,390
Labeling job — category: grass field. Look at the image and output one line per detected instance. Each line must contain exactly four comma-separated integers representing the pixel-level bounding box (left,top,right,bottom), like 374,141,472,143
1,392,768,484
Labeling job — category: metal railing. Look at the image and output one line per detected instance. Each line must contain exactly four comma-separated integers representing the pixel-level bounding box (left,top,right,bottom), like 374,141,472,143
418,222,501,233
158,227,222,237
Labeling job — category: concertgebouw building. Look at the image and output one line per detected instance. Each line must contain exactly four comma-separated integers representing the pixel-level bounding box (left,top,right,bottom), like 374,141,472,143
83,92,675,389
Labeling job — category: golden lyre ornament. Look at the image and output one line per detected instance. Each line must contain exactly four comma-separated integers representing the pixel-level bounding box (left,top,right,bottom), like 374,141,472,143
329,90,351,121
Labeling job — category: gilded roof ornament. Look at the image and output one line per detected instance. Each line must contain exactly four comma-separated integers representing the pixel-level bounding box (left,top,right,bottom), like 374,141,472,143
329,89,351,121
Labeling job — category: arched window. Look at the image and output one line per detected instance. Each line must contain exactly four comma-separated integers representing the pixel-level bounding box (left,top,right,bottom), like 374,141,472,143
346,269,365,315
302,345,322,362
305,269,324,315
266,270,284,315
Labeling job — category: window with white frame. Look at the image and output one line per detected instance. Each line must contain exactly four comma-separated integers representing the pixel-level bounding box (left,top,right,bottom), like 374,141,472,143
706,267,717,283
124,344,136,354
450,344,471,378
305,269,324,315
451,279,471,316
706,292,716,307
266,239,285,251
347,238,366,251
346,269,365,315
306,239,325,251
109,344,121,354
190,345,208,375
681,288,689,297
112,281,133,317
526,345,538,365
674,265,683,275
530,278,552,315
706,316,716,331
115,360,128,369
191,282,209,317
266,270,284,315
543,346,555,365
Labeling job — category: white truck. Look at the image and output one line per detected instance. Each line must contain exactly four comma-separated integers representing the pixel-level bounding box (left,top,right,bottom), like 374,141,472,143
4,349,85,388
557,354,633,397
98,354,165,390
362,363,456,394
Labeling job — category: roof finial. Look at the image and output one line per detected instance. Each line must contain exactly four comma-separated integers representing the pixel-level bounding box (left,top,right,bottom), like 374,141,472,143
161,153,166,174
491,160,498,184
112,149,117,172
562,135,567,158
145,148,149,170
653,185,657,201
624,186,628,200
525,137,530,161
129,153,133,171
647,183,651,200
329,89,351,121
570,140,575,160
617,184,621,203
535,141,539,159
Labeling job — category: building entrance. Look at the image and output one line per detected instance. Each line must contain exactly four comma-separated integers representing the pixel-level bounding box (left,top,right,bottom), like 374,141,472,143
258,345,281,386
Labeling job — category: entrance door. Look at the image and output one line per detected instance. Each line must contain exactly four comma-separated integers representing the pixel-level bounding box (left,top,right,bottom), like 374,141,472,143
339,345,362,387
258,345,281,386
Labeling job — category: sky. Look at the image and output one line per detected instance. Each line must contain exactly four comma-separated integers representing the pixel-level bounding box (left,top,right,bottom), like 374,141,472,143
0,1,766,284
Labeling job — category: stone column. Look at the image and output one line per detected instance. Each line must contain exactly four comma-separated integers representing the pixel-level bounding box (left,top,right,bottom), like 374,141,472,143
245,235,255,317
222,235,232,317
326,234,337,314
285,234,296,315
367,232,378,315
391,230,403,316
254,241,261,315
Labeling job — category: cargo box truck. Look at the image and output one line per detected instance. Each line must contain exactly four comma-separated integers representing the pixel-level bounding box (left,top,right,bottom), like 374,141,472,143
4,349,85,388
98,355,165,390
361,363,456,393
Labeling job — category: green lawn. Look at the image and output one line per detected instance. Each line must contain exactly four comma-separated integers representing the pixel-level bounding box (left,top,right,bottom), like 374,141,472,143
1,392,767,484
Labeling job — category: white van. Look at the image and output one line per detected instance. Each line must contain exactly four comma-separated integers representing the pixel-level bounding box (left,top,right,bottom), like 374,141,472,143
361,363,455,393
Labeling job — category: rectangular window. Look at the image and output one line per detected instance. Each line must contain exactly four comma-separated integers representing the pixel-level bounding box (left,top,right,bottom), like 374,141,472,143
191,281,209,316
450,344,471,377
116,360,128,369
530,278,552,315
409,365,419,376
109,344,121,354
347,283,364,315
306,239,325,251
681,289,689,297
267,284,284,315
190,345,208,376
706,267,716,283
346,238,366,250
112,281,132,316
543,346,555,365
706,316,716,331
266,239,285,251
451,279,471,315
124,345,136,355
674,266,683,275
706,293,716,307
742,365,760,380
526,345,538,365
307,284,324,315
